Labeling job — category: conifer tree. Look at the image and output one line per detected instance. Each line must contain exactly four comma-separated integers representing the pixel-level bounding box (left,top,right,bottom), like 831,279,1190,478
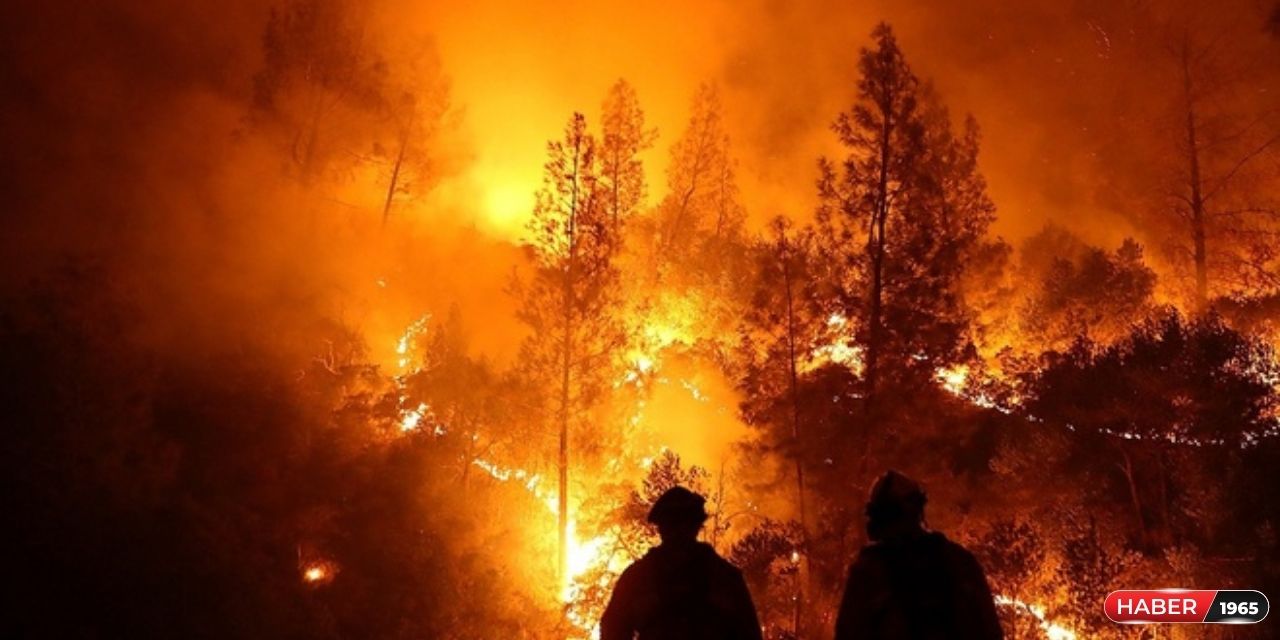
514,113,626,582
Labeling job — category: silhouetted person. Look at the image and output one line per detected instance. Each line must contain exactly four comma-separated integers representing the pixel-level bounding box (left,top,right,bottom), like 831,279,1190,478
600,486,763,640
835,471,1003,640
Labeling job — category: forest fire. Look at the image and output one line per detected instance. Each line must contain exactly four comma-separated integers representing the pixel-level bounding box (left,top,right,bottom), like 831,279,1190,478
469,456,611,607
394,318,618,614
5,0,1280,639
994,597,1076,640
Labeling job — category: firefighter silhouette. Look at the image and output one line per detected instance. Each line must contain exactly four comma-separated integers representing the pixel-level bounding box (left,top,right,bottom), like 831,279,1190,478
600,486,763,640
835,471,1004,640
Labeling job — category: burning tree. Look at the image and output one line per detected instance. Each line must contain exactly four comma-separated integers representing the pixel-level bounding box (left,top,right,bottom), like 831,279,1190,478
1017,233,1158,353
1024,311,1280,550
398,306,535,486
817,22,996,458
375,40,452,225
626,83,751,363
599,79,657,235
739,217,825,534
253,0,386,183
651,83,748,277
514,112,627,583
1161,22,1280,308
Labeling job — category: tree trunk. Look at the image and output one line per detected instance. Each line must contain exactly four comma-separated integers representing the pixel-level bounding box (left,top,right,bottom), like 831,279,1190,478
663,172,701,257
714,162,729,241
781,233,808,531
780,230,807,636
1182,44,1209,310
861,104,892,480
558,138,582,586
381,114,414,227
661,136,712,257
712,461,727,550
610,148,622,234
1119,447,1149,549
1158,447,1172,544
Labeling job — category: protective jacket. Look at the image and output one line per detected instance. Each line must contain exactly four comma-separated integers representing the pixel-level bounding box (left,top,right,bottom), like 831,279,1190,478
600,541,763,640
834,531,1003,640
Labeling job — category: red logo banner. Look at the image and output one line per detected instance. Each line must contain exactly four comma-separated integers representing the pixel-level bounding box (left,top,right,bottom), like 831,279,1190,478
1105,589,1269,624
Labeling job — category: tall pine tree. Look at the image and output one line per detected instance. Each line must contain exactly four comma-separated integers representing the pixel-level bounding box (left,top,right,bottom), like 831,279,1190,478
656,84,745,267
817,23,995,442
514,113,626,583
599,79,656,235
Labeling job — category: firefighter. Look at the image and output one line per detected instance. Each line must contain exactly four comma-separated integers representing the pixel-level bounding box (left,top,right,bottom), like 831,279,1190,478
600,486,763,640
834,471,1004,640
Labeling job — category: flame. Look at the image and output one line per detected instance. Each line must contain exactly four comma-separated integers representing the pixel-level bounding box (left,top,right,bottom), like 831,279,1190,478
632,354,655,375
396,314,431,370
934,364,1008,411
994,595,1077,640
469,457,612,604
382,311,1060,638
301,560,336,586
937,364,969,396
399,402,430,432
807,314,863,374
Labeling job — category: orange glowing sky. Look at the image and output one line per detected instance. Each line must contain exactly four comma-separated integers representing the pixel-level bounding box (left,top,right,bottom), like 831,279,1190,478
387,0,1268,246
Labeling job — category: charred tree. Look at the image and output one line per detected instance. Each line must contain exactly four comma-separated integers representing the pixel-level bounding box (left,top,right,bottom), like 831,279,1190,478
1179,38,1210,309
253,0,383,183
1156,26,1280,307
738,217,827,634
379,44,450,226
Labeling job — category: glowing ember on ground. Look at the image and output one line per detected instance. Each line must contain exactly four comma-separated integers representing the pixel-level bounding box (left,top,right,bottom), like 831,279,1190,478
301,561,335,586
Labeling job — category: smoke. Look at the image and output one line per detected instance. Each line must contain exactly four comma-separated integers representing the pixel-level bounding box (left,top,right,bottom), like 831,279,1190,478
396,0,1280,252
2,0,1277,403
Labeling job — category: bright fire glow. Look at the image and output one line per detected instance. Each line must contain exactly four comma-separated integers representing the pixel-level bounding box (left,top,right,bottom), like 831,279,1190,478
995,595,1077,640
302,563,332,585
399,402,429,432
937,364,969,396
396,315,431,370
808,315,864,374
934,364,1007,411
484,182,533,233
469,457,613,604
